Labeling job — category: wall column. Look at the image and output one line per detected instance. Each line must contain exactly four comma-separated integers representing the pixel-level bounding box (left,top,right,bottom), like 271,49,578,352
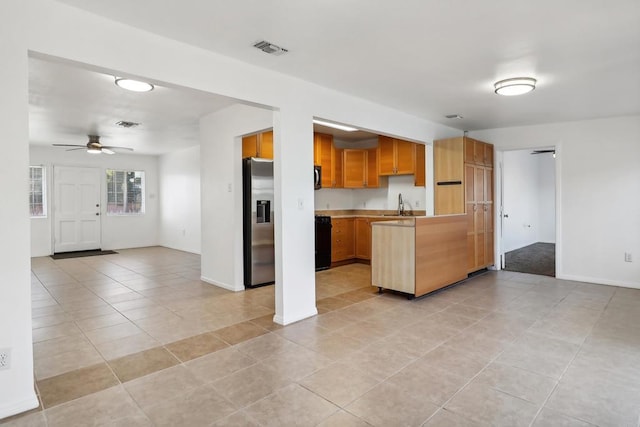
272,108,317,324
0,0,39,419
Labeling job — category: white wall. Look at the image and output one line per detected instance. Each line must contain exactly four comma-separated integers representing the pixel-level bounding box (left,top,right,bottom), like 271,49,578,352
199,104,273,292
0,0,38,418
537,153,556,243
30,147,160,256
472,115,640,288
502,150,555,252
158,146,201,254
3,0,462,417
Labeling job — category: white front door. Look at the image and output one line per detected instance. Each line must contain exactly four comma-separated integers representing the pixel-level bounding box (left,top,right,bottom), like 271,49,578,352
54,166,101,253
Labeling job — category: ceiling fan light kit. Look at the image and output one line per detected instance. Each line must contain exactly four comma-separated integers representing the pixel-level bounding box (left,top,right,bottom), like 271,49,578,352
114,77,154,92
494,77,537,96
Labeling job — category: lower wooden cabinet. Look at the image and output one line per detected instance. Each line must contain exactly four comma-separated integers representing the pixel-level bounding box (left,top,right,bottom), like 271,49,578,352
331,218,355,262
354,218,371,259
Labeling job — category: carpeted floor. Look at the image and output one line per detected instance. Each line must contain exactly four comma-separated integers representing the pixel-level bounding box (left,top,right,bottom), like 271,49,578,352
50,249,118,260
505,242,555,277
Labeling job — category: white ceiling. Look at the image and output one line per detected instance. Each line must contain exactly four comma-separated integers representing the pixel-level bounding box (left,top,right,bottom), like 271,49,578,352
33,0,640,154
29,57,238,155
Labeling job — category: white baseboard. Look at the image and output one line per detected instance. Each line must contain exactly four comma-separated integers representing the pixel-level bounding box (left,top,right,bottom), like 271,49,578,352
200,276,243,292
0,393,39,421
556,273,639,289
273,307,318,326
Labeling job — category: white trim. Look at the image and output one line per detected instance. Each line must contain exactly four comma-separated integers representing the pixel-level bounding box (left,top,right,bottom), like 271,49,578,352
556,274,639,289
200,275,242,292
0,393,39,421
273,307,318,326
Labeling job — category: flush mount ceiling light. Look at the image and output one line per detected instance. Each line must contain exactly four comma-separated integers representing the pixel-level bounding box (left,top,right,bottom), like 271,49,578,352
494,77,536,96
312,119,358,132
114,77,154,92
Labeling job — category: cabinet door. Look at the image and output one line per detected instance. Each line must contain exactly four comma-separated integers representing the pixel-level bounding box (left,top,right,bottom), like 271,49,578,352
474,166,485,203
343,149,366,188
259,131,273,159
483,143,494,167
484,167,493,202
474,141,485,164
332,218,355,261
414,144,426,186
377,136,395,175
242,134,259,158
464,138,475,164
366,148,379,187
355,218,371,259
394,139,415,175
333,147,344,188
434,138,464,182
485,203,494,266
314,133,334,188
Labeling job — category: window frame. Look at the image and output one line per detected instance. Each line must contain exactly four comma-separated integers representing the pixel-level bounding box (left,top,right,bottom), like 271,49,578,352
29,165,47,218
105,169,146,216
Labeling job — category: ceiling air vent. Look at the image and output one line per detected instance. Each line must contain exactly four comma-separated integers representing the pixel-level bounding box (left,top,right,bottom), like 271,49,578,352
253,40,288,56
116,120,140,128
445,114,464,119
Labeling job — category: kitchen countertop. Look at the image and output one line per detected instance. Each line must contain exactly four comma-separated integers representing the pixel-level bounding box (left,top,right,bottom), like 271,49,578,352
315,209,427,218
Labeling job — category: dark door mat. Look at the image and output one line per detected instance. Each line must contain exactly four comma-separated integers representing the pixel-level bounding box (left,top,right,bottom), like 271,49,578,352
51,250,118,260
505,242,555,277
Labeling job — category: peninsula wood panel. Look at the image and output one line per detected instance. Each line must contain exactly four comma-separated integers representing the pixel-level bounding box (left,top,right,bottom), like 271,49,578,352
414,215,467,297
371,223,415,294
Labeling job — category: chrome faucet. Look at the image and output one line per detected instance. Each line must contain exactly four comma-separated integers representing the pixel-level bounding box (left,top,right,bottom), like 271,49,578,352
398,193,405,216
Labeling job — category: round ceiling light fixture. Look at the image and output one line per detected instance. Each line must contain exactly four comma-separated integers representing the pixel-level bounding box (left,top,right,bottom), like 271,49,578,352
494,77,536,96
114,77,154,92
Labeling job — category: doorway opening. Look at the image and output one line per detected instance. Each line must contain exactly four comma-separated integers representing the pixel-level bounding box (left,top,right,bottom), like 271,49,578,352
500,148,556,277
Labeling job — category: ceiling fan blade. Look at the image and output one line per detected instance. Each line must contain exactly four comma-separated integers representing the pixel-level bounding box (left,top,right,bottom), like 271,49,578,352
53,144,85,147
102,148,115,155
102,146,134,151
65,147,86,152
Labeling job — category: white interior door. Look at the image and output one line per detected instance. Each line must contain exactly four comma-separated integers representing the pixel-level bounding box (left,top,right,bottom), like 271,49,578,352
54,166,101,253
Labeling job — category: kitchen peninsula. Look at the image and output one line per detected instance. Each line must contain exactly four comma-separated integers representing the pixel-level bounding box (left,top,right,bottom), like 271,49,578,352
371,214,467,297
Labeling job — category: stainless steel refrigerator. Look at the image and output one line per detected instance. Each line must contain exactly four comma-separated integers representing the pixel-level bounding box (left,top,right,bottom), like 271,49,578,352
243,157,275,288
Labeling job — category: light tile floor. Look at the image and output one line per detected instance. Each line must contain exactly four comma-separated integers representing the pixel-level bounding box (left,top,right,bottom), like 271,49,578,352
2,246,640,426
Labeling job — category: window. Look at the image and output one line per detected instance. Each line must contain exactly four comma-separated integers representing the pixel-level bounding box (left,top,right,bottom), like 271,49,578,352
29,166,47,217
106,170,145,215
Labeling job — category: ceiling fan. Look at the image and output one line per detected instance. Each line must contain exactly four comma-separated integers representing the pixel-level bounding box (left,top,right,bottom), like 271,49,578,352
53,135,134,155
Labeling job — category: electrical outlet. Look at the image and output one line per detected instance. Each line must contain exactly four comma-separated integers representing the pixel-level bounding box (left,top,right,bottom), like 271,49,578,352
625,252,632,262
0,348,10,370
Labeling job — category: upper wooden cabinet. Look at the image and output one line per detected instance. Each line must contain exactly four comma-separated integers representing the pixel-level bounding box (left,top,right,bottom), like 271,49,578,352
414,144,426,187
433,137,464,215
242,130,273,159
464,137,493,167
378,136,416,175
343,148,380,188
314,133,343,188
